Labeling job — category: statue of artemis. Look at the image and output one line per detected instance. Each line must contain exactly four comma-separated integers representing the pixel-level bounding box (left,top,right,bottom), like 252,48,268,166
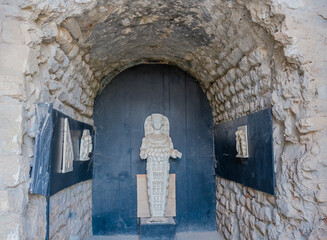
140,113,182,222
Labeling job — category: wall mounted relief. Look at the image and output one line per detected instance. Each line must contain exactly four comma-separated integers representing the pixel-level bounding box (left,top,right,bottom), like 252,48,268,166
30,103,94,196
215,108,275,195
80,129,93,161
62,118,74,173
140,113,182,223
235,125,249,158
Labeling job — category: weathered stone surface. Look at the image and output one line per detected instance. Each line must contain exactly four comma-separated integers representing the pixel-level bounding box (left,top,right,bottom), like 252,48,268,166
42,22,58,43
2,19,24,44
23,195,47,240
0,155,21,189
0,75,24,100
0,44,28,73
49,180,92,240
0,214,21,239
0,101,23,154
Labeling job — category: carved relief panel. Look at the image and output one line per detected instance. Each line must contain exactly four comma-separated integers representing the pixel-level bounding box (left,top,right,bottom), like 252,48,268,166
235,125,249,158
62,118,74,173
80,129,93,161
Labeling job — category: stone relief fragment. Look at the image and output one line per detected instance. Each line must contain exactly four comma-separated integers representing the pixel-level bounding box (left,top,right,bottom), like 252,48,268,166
235,125,249,158
79,129,92,161
140,113,182,223
62,118,74,173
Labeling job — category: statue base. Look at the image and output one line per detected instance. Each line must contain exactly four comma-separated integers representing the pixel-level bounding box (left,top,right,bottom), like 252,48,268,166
146,217,171,224
139,217,176,240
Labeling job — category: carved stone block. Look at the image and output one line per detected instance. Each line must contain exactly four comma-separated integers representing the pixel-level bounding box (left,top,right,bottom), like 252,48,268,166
235,125,249,158
79,129,92,161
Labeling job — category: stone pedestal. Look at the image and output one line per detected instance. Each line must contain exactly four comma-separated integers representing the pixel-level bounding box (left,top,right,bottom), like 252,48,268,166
139,217,176,240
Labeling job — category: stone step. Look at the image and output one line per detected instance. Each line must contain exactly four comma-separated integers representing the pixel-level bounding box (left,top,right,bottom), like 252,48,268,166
90,231,224,240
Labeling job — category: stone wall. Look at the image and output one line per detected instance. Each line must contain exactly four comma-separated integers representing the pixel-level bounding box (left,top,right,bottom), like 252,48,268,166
0,0,326,239
49,180,92,240
0,2,45,239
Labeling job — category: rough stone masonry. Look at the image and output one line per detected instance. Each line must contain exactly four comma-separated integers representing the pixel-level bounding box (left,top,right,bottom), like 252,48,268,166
0,0,326,239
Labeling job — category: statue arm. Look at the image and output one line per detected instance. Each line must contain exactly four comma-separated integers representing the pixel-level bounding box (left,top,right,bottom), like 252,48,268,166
140,138,148,159
169,137,182,159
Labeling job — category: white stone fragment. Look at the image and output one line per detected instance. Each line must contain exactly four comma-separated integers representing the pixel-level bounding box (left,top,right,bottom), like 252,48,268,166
62,118,74,173
79,129,92,161
235,125,249,158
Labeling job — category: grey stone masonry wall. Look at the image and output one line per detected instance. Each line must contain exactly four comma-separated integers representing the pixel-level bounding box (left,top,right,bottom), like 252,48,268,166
49,180,92,240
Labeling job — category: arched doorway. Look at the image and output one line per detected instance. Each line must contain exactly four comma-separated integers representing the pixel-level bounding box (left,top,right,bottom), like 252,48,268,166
93,64,216,236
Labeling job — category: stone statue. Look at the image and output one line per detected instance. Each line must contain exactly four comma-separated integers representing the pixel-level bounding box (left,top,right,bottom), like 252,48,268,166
79,129,92,161
140,113,182,222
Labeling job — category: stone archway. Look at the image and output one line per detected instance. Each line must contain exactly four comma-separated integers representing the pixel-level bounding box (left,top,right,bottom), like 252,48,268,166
0,0,326,239
93,64,216,236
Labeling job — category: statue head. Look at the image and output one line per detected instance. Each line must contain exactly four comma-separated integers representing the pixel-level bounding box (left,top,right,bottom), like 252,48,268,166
144,113,169,136
151,113,163,130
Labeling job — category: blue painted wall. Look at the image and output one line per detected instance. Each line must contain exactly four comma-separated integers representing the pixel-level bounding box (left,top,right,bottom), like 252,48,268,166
93,65,216,235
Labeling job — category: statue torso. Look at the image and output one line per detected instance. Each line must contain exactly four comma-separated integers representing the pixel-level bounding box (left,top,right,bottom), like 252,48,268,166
144,134,171,159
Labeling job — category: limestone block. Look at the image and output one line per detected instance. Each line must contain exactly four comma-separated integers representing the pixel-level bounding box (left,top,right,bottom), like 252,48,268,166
55,48,66,63
0,214,21,239
55,69,64,80
62,55,70,68
296,117,327,133
0,190,10,213
276,200,301,219
248,46,268,66
226,48,244,67
62,18,82,40
259,207,272,222
226,68,236,83
20,22,43,46
42,22,58,43
267,224,279,240
0,155,21,189
255,220,266,235
316,84,327,100
56,27,73,54
316,183,327,202
0,75,24,100
2,19,24,44
0,43,28,73
48,80,62,92
67,44,80,60
237,35,255,53
0,101,23,154
48,57,59,73
72,85,82,99
26,47,39,75
308,220,327,240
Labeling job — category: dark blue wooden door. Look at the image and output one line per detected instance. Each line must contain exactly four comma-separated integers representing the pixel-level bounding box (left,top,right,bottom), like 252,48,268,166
93,65,215,236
